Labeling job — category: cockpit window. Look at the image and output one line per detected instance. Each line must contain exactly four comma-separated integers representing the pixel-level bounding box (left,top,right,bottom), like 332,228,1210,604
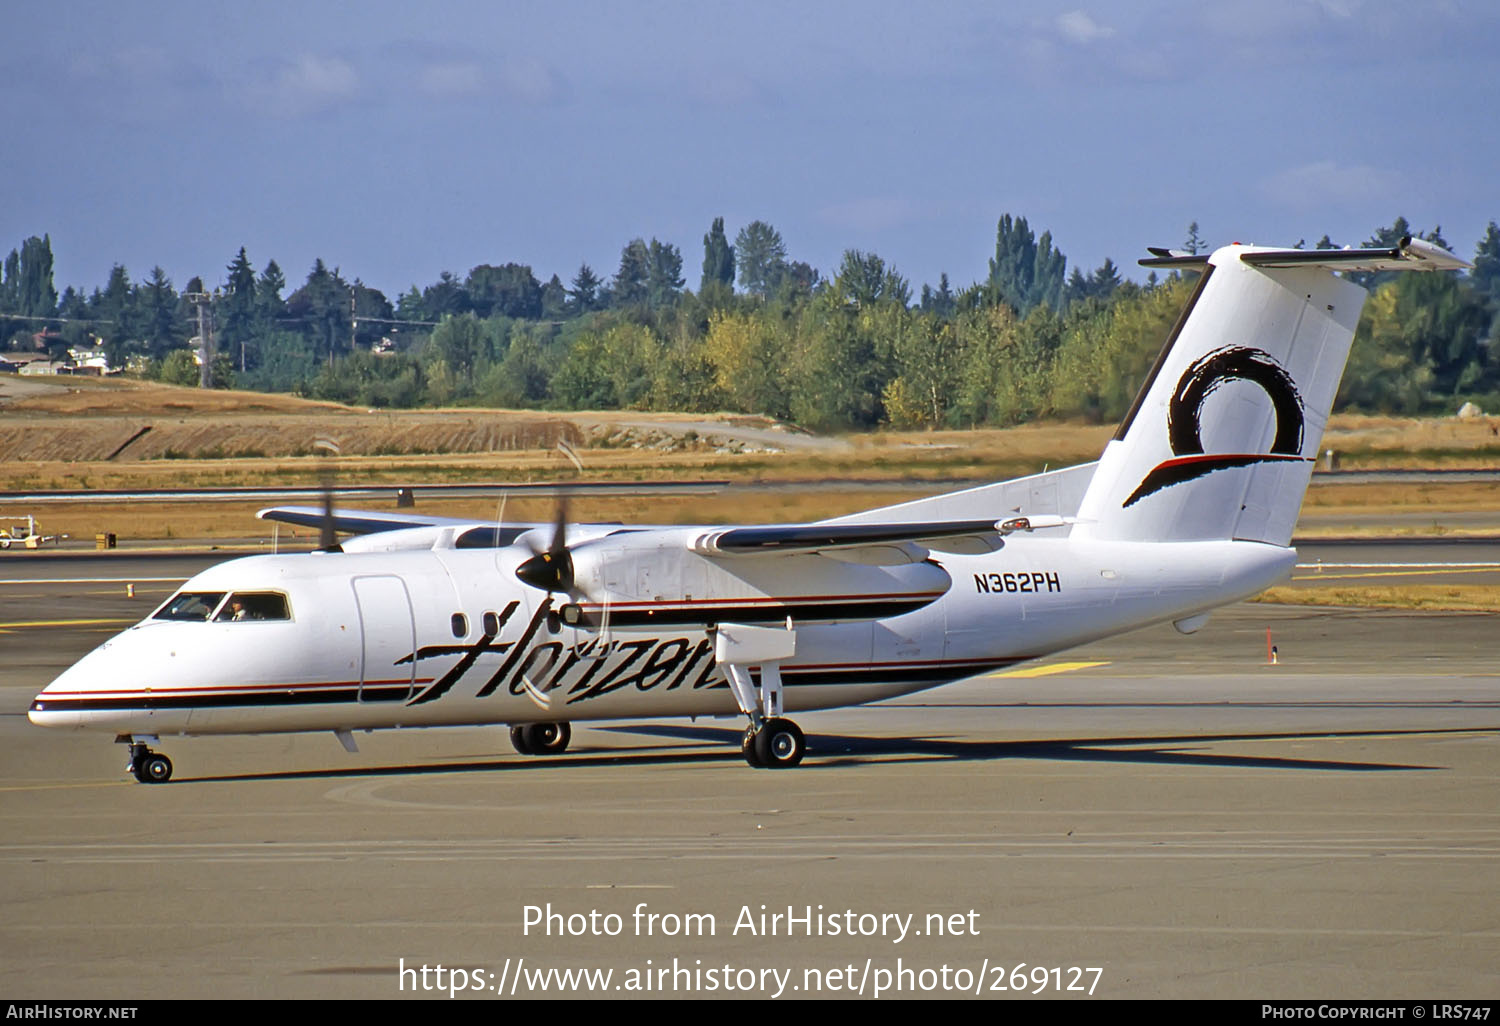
214,592,292,622
153,592,227,622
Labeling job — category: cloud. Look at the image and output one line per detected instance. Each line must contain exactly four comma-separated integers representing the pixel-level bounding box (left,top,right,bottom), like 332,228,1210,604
256,54,359,116
418,60,486,97
1055,10,1116,45
1258,160,1402,210
498,56,565,105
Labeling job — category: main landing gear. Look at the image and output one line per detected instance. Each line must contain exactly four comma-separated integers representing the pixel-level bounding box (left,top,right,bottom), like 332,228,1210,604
716,623,806,769
119,735,173,784
510,721,572,756
741,718,806,769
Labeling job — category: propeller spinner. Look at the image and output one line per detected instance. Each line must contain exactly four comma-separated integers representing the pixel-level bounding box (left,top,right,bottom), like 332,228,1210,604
514,500,574,593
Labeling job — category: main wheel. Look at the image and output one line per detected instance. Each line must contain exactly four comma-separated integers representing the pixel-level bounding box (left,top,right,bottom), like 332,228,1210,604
135,753,173,784
742,726,764,768
509,724,535,755
524,721,571,755
752,718,805,769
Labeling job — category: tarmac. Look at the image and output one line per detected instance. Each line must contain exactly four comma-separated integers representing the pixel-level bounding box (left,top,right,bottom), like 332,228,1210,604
1,546,1497,1000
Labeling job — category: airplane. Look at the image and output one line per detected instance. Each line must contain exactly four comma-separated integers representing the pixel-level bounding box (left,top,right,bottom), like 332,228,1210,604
28,235,1470,782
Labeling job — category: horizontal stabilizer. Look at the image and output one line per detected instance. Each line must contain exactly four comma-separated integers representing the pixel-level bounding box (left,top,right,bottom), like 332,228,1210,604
1140,235,1470,273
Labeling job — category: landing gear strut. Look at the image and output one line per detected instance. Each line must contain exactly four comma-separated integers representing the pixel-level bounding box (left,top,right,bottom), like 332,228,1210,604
119,735,173,784
716,623,806,769
510,721,571,756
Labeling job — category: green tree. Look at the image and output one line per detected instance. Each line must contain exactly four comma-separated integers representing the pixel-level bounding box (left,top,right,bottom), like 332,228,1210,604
395,285,426,324
987,215,1066,315
220,248,258,372
646,239,685,310
93,265,138,369
139,267,181,360
735,221,788,298
1471,222,1500,305
703,310,791,418
701,216,735,292
240,330,318,393
467,263,542,319
612,240,650,307
428,313,484,388
831,250,909,309
885,314,963,428
421,271,470,318
158,348,201,387
1049,279,1187,422
788,287,893,430
540,274,568,320
351,281,394,348
1183,221,1207,255
550,321,663,410
919,273,955,317
18,235,58,319
1338,284,1434,412
569,263,601,313
0,249,19,342
286,259,352,366
478,322,552,407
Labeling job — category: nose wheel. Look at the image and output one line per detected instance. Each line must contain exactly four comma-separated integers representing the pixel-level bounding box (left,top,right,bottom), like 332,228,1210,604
123,739,173,784
510,721,572,756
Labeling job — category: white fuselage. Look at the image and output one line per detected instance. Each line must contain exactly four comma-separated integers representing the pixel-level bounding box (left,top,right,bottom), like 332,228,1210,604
27,534,1293,739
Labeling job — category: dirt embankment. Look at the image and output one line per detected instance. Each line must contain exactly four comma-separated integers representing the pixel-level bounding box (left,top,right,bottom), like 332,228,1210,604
0,377,815,462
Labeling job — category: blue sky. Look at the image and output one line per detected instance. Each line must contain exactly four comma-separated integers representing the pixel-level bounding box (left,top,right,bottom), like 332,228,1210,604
5,1,1497,300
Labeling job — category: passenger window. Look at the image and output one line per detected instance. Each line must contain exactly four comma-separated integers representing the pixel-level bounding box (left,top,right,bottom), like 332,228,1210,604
214,592,291,622
154,592,226,622
451,613,468,638
482,611,499,636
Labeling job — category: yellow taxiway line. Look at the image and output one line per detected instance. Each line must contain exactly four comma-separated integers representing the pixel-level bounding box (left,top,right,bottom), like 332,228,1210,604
0,617,134,632
984,660,1110,679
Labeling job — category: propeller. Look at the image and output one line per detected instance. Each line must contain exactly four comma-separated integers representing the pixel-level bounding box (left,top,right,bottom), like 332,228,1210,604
314,436,342,552
514,495,573,593
513,442,586,593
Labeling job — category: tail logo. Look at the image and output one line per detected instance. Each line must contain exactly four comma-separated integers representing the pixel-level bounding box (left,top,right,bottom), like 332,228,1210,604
1123,345,1309,507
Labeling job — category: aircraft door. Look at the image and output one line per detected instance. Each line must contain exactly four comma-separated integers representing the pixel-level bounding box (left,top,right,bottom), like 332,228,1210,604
352,575,417,702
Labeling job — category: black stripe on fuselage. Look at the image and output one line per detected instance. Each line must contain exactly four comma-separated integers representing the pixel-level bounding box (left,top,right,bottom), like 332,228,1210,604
28,660,1016,715
570,597,938,628
29,685,413,713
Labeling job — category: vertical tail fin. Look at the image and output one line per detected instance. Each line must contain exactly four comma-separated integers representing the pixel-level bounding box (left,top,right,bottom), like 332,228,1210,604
1072,238,1469,545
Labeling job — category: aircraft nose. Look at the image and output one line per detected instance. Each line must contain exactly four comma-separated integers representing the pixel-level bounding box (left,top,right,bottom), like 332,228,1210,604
28,684,68,726
28,657,103,728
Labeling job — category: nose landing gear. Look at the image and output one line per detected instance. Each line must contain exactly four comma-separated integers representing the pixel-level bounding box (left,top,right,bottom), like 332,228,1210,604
119,736,173,784
509,721,572,756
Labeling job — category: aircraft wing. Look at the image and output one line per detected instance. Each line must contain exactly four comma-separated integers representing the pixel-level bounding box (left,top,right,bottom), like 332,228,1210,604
690,519,1002,558
256,506,492,535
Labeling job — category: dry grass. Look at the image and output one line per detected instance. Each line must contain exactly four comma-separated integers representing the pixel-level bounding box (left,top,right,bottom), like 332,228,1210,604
4,376,1499,544
1320,413,1500,466
1255,585,1500,612
19,488,934,545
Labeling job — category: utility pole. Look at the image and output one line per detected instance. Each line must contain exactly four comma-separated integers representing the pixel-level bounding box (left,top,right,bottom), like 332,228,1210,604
184,289,213,388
